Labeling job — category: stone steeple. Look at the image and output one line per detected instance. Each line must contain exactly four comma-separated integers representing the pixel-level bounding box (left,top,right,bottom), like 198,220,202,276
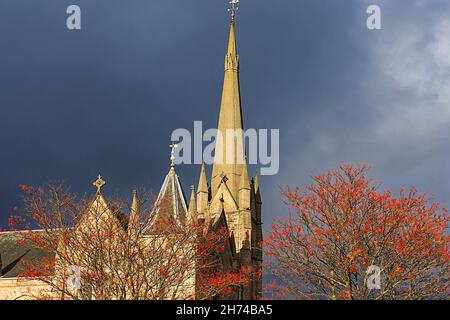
128,189,140,235
200,12,262,299
211,18,246,200
197,161,209,219
187,185,197,224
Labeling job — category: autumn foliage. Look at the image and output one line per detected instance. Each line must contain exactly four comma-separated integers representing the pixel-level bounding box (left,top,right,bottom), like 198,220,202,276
265,164,449,300
9,184,255,300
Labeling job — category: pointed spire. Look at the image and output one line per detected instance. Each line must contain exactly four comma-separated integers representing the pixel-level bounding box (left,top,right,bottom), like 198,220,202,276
223,17,239,72
197,161,209,216
145,145,188,234
198,161,208,194
211,16,245,200
131,189,139,214
129,189,140,234
226,19,238,64
254,172,261,203
187,185,197,223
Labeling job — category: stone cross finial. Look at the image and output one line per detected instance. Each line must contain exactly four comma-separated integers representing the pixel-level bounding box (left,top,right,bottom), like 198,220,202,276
93,174,106,193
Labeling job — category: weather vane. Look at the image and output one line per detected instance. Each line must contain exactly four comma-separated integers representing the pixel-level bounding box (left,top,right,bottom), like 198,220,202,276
169,142,178,168
228,0,239,20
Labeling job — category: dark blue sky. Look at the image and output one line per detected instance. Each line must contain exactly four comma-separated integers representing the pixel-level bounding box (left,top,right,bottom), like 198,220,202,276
1,0,450,228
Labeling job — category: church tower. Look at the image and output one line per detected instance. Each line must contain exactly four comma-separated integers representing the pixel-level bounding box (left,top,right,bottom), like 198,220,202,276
198,6,263,300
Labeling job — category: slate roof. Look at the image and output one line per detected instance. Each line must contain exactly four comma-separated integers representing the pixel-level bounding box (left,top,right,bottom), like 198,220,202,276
0,231,54,278
145,165,188,234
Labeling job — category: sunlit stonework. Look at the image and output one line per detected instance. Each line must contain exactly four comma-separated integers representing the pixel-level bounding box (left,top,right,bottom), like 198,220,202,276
0,11,262,300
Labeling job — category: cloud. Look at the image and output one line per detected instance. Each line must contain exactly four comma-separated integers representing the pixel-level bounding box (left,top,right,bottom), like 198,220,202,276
1,1,449,228
271,1,450,224
370,8,450,145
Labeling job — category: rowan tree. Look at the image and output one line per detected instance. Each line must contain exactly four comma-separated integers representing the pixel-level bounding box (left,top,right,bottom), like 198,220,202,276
9,183,254,300
265,164,449,300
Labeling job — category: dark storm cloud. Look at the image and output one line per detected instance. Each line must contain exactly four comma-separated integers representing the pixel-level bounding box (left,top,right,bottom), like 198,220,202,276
272,0,450,219
1,0,449,228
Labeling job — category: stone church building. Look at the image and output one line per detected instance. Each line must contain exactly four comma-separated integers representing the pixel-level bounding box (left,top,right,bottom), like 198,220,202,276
0,13,262,300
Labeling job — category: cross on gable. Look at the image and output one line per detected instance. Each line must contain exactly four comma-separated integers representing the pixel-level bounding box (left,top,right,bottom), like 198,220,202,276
93,175,106,193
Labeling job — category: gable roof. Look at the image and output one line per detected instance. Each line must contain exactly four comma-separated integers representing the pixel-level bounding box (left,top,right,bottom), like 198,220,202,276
76,191,129,233
210,179,239,216
0,191,125,279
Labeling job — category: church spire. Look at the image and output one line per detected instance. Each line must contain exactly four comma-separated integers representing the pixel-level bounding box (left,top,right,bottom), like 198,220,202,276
197,161,208,194
211,10,245,200
131,189,139,217
224,15,239,72
254,172,261,203
129,189,140,234
187,185,197,224
197,161,209,216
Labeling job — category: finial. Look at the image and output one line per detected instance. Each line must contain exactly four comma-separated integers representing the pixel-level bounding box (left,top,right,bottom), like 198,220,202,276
169,142,178,168
93,174,106,193
228,0,239,21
